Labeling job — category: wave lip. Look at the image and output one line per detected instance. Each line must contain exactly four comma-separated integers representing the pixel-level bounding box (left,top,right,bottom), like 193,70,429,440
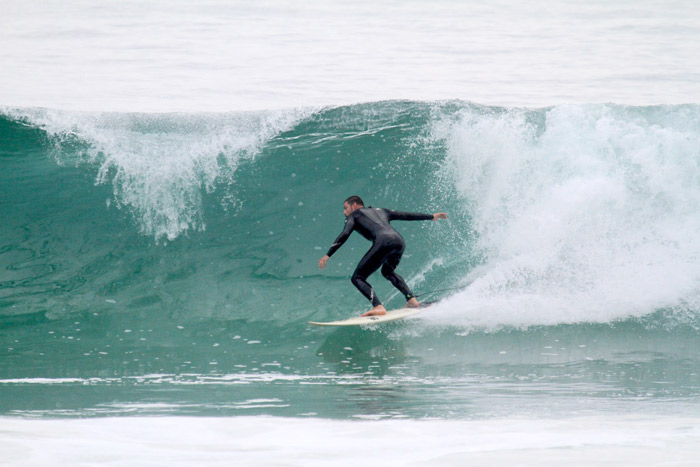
2,106,316,240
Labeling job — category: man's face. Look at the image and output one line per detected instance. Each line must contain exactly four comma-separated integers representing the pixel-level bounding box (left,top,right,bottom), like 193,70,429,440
343,202,359,216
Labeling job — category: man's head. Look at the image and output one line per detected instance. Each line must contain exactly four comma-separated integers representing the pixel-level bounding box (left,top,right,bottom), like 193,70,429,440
343,195,364,216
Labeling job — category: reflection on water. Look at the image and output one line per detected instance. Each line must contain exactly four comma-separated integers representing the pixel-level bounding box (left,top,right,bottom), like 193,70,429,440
316,325,408,375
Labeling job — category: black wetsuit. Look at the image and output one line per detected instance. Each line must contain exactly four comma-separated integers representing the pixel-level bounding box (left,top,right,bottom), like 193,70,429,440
326,207,433,307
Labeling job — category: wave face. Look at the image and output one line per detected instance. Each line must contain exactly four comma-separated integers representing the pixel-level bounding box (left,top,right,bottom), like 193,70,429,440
2,101,700,418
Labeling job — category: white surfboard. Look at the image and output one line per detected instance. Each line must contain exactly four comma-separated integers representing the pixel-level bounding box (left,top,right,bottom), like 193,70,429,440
309,305,427,327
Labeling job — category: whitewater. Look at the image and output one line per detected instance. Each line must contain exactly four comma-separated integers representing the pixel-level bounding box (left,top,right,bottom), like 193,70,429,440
2,1,700,465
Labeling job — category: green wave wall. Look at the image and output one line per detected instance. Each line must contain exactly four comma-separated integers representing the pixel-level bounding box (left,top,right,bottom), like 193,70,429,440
2,102,700,418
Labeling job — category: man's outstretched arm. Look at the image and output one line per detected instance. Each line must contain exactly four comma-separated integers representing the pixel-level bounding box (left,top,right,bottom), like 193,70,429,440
387,209,448,221
319,215,356,269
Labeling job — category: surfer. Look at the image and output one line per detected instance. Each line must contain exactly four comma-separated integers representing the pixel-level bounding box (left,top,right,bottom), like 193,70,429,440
319,196,447,317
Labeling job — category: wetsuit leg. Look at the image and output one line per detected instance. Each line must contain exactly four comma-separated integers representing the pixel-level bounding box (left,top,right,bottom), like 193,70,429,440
351,243,390,307
381,246,416,301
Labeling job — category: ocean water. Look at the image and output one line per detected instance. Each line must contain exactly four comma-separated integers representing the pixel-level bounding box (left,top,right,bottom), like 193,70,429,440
2,1,700,465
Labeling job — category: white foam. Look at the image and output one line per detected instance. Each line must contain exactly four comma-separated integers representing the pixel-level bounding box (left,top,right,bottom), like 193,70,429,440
430,104,700,329
3,107,314,240
1,415,699,466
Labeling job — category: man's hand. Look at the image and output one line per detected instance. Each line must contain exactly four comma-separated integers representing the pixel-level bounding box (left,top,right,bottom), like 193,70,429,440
319,255,330,269
432,212,448,221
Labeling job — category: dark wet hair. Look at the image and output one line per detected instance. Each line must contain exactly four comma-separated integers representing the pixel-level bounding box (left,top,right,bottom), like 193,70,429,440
344,195,364,206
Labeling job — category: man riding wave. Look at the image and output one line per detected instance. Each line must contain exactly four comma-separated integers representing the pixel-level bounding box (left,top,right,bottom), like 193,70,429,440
319,196,447,317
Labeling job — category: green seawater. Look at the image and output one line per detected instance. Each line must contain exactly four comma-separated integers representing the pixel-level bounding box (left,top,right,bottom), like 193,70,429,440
2,101,700,420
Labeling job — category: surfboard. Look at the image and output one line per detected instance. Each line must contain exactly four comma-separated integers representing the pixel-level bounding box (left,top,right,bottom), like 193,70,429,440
309,302,434,327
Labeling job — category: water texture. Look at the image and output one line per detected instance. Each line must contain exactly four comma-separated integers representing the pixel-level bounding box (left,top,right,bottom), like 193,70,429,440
2,101,700,420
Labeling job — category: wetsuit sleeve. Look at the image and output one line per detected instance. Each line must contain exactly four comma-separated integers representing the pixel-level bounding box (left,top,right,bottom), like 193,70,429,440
326,214,355,257
386,209,433,221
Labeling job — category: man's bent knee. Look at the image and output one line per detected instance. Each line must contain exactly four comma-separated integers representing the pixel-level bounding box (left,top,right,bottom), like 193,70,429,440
380,264,394,279
351,273,362,287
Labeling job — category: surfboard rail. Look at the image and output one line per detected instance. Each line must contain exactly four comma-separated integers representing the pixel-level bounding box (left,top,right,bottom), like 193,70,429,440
309,306,424,327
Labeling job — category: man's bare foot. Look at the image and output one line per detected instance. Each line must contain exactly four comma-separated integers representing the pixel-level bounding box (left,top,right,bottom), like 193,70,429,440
361,305,387,317
406,298,420,308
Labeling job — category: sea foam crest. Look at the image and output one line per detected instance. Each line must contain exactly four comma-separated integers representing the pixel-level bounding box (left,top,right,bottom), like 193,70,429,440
4,107,314,240
430,104,700,329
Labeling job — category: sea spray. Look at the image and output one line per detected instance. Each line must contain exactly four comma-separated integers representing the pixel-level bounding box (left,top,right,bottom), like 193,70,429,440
431,104,700,330
3,107,315,240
